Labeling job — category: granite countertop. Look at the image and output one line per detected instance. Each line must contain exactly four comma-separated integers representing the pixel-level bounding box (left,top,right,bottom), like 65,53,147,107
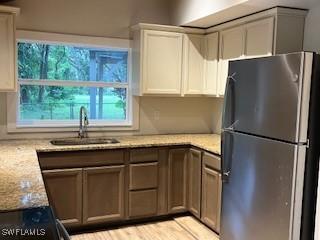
0,134,221,212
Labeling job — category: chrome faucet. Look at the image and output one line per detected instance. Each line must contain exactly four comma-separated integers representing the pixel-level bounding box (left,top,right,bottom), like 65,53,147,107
79,106,89,138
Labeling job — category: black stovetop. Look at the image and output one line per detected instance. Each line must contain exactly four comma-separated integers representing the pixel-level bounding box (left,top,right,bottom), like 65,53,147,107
0,206,60,240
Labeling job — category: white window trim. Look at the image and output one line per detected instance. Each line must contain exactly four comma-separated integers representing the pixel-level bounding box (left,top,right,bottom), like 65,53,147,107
7,30,139,133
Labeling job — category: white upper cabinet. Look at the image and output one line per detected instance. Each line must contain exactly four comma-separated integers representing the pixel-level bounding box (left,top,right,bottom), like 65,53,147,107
134,29,184,95
183,34,205,95
214,8,306,97
245,17,274,58
132,24,206,96
0,13,16,92
218,25,245,96
142,30,183,95
217,17,278,96
203,32,219,96
132,8,306,97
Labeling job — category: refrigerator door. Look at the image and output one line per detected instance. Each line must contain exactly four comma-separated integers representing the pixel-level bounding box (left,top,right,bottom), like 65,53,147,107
221,131,306,240
222,52,313,143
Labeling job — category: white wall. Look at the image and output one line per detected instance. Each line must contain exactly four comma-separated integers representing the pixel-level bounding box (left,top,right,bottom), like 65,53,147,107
171,0,319,28
170,0,247,26
139,97,220,135
212,98,223,134
5,0,171,38
0,0,222,139
304,4,320,53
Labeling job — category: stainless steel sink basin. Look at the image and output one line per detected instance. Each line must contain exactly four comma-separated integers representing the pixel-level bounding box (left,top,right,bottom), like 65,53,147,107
50,137,120,146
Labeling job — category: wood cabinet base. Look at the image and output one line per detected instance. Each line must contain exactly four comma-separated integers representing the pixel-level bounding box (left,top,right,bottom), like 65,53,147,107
40,147,221,233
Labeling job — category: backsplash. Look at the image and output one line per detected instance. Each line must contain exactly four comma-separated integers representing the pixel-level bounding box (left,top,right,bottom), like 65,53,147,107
0,94,222,139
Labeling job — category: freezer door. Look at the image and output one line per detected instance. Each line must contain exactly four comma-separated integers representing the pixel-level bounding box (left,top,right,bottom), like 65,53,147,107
221,131,306,240
222,52,313,143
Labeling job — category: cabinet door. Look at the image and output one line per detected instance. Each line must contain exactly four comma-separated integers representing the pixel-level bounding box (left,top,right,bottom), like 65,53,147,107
218,25,245,96
83,165,125,224
245,17,274,58
203,32,219,96
188,149,202,219
201,166,222,232
183,34,205,95
0,13,15,91
168,148,188,213
142,30,183,95
42,168,82,227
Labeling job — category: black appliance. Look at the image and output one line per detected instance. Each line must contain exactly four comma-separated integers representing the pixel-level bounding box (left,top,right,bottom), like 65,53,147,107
0,206,70,240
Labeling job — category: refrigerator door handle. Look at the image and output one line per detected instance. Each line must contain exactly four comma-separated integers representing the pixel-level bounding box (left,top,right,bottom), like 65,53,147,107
224,120,239,131
222,72,236,130
223,170,231,183
222,131,233,183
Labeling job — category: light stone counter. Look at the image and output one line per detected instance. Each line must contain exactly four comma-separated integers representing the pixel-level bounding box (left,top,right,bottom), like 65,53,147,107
0,134,220,212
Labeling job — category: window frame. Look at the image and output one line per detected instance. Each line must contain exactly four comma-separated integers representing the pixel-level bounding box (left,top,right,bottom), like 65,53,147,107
7,30,139,133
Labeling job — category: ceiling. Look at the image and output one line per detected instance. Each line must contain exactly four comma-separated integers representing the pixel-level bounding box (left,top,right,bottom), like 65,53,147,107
185,0,320,28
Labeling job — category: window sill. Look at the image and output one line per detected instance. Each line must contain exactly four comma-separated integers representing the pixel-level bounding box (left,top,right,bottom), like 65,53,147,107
16,120,133,128
7,124,139,133
7,93,140,134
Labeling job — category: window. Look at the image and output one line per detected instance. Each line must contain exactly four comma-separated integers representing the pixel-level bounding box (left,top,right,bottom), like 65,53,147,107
9,31,137,130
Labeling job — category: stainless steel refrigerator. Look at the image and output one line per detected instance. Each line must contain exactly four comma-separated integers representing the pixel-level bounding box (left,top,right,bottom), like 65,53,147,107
221,52,320,240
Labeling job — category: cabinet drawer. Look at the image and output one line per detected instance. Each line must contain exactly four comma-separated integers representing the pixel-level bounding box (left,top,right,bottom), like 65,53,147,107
129,189,158,217
203,152,221,171
130,148,159,163
129,162,158,190
38,150,125,170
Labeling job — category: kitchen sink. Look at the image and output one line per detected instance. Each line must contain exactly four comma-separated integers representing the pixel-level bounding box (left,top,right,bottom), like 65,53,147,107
50,137,120,146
